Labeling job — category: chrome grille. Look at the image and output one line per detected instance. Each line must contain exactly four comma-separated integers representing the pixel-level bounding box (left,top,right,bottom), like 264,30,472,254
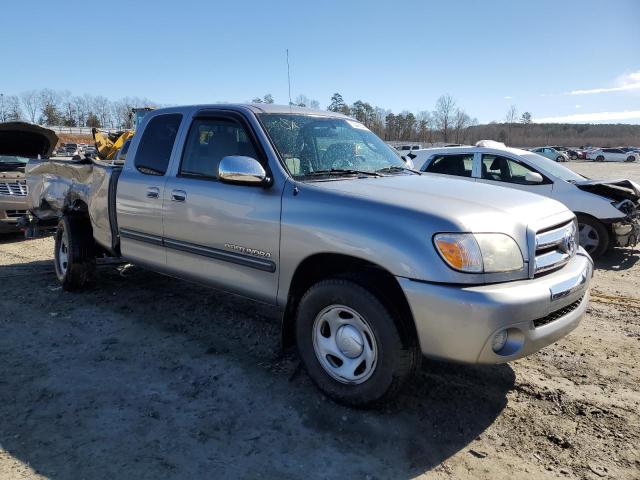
5,210,27,218
534,220,577,275
0,180,28,196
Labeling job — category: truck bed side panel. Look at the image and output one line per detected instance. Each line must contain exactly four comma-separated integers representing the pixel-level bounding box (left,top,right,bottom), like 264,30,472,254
26,159,119,252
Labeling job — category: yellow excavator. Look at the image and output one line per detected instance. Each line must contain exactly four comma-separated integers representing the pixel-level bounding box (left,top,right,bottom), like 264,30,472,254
92,107,153,160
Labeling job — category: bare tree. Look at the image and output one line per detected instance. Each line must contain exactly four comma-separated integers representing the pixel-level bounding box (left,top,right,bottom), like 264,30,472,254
453,108,472,143
4,95,22,121
20,90,39,123
504,105,518,144
505,105,518,124
73,95,90,127
92,96,112,128
294,94,319,108
433,95,456,142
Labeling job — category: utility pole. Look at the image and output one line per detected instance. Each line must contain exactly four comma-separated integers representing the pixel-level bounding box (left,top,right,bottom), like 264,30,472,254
0,93,5,123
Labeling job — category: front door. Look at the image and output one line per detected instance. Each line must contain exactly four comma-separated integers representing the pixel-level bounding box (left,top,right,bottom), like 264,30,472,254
476,153,553,195
162,113,282,304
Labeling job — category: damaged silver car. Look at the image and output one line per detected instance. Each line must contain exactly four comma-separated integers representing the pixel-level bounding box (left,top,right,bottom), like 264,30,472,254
0,122,58,233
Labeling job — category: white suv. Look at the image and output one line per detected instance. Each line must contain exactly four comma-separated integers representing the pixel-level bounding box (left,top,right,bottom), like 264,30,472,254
587,148,639,162
412,140,640,258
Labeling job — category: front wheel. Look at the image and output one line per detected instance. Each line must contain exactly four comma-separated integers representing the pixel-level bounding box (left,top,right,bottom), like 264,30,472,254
295,279,419,407
556,156,564,162
577,215,609,259
54,215,96,291
626,156,636,163
596,155,605,162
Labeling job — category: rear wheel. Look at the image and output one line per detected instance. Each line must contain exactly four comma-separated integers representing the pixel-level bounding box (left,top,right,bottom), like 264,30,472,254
626,156,636,162
295,279,419,407
556,156,564,162
54,215,96,291
577,215,609,259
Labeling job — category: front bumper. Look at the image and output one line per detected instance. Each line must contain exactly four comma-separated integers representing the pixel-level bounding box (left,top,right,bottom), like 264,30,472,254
398,251,593,364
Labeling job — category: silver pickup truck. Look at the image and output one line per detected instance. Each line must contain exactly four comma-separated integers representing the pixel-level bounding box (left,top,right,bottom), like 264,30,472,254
27,104,593,406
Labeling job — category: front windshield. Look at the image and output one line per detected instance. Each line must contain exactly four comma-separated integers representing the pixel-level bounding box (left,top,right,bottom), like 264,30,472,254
0,155,29,164
259,114,407,178
520,153,585,181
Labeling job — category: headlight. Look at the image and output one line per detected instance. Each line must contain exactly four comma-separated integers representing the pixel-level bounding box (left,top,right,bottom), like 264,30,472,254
434,233,524,273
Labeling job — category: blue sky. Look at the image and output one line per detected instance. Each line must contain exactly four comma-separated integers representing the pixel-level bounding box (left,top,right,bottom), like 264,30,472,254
1,0,639,123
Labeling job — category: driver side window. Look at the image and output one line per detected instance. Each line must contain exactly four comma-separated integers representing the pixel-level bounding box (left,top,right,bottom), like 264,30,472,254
481,154,543,185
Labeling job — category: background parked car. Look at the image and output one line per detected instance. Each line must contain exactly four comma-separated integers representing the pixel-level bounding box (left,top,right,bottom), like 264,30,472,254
530,146,569,162
587,148,639,162
549,146,579,160
412,140,640,258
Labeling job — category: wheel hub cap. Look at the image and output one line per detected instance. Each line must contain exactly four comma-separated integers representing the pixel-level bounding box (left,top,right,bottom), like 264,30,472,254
312,305,378,384
336,325,364,358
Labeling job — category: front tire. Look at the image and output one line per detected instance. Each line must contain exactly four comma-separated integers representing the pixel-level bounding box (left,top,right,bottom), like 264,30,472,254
626,156,636,163
596,155,605,162
556,156,564,162
54,215,96,291
295,279,419,407
577,215,609,259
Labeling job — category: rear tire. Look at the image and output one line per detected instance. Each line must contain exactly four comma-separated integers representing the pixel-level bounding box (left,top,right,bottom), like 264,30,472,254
577,215,609,259
295,278,419,407
626,156,636,163
54,215,96,291
556,156,564,162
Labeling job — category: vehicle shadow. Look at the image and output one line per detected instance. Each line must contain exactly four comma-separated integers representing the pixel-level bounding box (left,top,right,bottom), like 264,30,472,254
595,247,639,271
0,262,513,479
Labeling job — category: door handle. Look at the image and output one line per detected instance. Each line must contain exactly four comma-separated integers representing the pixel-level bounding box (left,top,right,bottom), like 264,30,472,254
146,187,160,199
171,189,187,202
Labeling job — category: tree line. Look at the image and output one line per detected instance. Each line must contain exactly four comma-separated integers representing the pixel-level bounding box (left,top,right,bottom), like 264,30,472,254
0,89,157,129
1,89,637,147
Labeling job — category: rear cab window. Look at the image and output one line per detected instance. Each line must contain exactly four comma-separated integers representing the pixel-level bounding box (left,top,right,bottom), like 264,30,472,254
424,154,474,177
134,113,183,176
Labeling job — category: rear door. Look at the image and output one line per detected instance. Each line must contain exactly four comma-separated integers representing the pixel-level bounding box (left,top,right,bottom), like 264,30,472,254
116,112,183,270
422,153,476,181
161,111,281,304
476,153,553,195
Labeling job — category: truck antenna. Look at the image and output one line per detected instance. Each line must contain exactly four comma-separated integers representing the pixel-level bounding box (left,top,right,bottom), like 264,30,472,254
286,49,292,109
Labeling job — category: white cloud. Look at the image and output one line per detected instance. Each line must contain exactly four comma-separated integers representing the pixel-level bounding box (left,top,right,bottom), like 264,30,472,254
534,110,640,123
575,104,581,109
503,96,513,99
569,70,640,95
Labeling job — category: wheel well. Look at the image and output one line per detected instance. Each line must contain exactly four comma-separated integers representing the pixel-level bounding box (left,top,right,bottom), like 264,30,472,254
575,212,613,236
281,253,418,350
65,199,89,214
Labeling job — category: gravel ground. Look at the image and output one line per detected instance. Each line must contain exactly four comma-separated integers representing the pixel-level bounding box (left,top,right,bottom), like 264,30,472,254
0,161,639,479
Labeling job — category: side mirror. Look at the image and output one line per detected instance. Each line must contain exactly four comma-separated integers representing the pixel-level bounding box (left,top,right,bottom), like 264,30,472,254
218,156,269,186
525,171,544,183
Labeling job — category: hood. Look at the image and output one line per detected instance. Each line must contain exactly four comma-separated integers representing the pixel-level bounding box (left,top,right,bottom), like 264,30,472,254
0,122,59,158
308,174,569,232
574,178,640,203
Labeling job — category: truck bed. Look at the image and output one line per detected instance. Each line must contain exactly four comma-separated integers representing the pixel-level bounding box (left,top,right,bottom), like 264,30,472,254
26,158,121,253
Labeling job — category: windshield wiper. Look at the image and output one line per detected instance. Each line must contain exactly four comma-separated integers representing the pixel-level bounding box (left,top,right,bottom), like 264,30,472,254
305,168,382,177
375,166,421,175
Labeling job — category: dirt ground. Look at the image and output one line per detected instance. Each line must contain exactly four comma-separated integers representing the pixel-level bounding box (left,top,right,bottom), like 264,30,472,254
0,161,639,479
